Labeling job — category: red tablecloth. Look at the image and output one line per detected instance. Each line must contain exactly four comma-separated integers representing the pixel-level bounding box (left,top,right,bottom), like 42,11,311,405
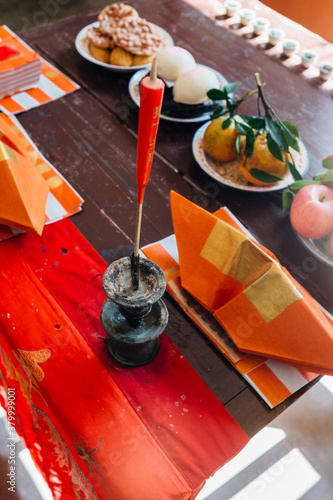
0,218,249,499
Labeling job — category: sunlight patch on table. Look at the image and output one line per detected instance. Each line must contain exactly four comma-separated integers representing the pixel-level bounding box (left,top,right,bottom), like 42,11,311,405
196,427,286,499
228,448,320,500
320,375,333,396
19,448,53,500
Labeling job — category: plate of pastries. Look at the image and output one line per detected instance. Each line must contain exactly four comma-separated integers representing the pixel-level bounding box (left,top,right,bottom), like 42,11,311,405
75,2,174,71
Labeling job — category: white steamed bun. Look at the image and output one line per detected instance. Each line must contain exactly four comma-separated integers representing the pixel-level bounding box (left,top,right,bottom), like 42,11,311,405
156,46,196,81
173,66,220,105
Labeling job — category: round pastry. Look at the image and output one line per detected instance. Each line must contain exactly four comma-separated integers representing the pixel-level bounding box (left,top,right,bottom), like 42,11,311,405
132,53,155,65
112,17,162,56
173,66,220,104
156,46,196,81
98,3,138,36
109,47,134,66
86,26,115,49
89,45,110,63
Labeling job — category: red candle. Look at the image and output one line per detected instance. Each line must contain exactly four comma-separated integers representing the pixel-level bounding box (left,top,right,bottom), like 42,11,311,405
136,61,165,205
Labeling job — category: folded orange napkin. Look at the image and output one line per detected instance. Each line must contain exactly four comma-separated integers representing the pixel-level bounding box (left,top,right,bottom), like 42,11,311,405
0,25,41,99
0,139,49,236
170,191,333,375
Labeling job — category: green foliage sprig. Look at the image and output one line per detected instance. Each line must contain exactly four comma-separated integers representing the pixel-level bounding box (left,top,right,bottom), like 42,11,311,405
206,73,301,184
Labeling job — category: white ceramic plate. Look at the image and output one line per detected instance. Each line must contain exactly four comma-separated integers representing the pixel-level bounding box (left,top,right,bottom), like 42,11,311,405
192,120,310,192
128,65,229,123
295,231,333,266
75,22,174,72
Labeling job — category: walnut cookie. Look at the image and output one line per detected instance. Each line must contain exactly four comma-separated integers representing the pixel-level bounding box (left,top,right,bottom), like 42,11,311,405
87,3,162,66
98,3,139,37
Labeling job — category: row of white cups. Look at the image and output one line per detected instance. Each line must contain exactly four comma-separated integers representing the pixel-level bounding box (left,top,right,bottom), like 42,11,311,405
223,0,333,80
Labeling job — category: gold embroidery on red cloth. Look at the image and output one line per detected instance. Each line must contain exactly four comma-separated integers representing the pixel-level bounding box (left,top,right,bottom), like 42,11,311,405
17,349,51,382
73,435,103,474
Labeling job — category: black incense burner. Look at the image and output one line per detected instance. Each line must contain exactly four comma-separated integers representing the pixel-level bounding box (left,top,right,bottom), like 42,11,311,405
100,255,168,366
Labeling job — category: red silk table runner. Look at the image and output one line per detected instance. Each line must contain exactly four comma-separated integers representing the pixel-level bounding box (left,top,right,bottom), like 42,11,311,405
0,217,249,500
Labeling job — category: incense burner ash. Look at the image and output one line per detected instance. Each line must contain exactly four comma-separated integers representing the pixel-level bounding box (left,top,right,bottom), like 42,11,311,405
100,256,168,366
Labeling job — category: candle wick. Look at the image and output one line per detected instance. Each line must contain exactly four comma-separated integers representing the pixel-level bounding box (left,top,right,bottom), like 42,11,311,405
150,57,157,83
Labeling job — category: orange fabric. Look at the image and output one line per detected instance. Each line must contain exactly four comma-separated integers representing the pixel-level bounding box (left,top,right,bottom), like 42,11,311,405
0,114,30,157
0,115,83,240
0,218,249,499
0,143,49,235
170,192,246,310
215,293,333,374
170,191,333,375
0,26,40,73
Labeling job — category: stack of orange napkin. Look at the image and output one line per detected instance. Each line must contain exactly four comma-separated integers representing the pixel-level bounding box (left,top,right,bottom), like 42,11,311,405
0,115,49,235
0,25,41,99
170,191,333,375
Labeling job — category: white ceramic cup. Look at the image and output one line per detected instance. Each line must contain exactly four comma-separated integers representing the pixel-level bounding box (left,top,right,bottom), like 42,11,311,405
268,27,285,45
301,49,319,68
224,0,242,17
253,17,270,35
283,38,300,57
319,61,333,80
239,8,255,26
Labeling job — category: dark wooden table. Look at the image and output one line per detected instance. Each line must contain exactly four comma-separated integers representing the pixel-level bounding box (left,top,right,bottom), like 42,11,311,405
16,0,333,437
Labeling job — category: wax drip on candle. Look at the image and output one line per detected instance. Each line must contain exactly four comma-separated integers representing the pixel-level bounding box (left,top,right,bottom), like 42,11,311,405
131,58,165,289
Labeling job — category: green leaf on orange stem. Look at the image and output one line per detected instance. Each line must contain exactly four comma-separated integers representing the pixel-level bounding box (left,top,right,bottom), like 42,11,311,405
210,106,225,119
249,168,283,183
222,117,232,129
288,179,321,192
320,169,333,183
236,134,241,158
207,88,227,101
265,117,289,152
281,128,299,152
244,128,255,158
322,155,333,169
282,120,299,138
248,117,265,130
266,133,284,161
234,121,250,135
224,82,241,95
287,159,302,181
282,188,295,212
